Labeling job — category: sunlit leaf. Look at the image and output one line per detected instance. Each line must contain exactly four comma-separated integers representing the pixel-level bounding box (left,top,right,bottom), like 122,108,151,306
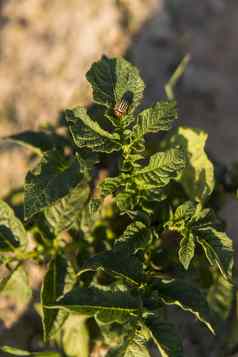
134,148,185,190
58,315,89,357
168,127,214,202
1,265,32,307
178,232,195,270
86,55,144,114
130,100,177,147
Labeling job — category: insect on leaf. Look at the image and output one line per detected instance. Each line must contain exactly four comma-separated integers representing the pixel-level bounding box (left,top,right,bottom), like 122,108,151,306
86,56,145,114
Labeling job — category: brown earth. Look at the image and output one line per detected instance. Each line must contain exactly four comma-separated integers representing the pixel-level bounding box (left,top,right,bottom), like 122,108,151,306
0,0,159,197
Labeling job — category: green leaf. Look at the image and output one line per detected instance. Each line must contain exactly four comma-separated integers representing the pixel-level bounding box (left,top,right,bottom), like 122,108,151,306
207,273,234,319
1,347,61,357
47,286,141,318
86,55,144,113
99,319,132,346
96,309,132,325
1,346,30,356
100,176,123,197
197,228,233,279
114,221,151,253
76,151,99,181
0,263,21,293
41,255,76,341
130,100,177,146
1,266,32,306
107,331,150,357
66,107,121,153
190,206,215,230
44,182,90,235
115,191,137,212
58,315,89,357
79,222,150,284
0,200,27,250
140,188,167,212
169,202,214,233
153,279,215,334
168,127,215,202
134,148,185,190
1,130,68,155
33,354,61,357
78,248,144,285
178,232,195,270
146,317,183,357
87,198,101,217
173,201,196,223
24,150,83,219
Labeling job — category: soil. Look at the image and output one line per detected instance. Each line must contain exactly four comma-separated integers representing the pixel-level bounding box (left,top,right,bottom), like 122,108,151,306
0,0,238,356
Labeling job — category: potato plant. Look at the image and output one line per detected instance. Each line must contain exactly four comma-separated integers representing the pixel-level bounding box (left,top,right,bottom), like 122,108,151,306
0,56,236,357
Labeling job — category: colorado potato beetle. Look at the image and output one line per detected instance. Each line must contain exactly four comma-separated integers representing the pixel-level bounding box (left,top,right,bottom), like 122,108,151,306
113,91,133,118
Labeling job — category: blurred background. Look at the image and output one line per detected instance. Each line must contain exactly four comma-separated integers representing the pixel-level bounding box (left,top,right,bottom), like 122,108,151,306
0,0,238,355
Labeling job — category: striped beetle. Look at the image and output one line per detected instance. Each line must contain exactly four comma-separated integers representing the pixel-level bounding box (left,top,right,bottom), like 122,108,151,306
113,91,133,118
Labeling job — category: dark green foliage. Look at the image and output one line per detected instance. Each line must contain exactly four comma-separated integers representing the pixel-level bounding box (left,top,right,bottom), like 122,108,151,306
145,317,183,357
24,151,83,219
86,56,144,115
66,107,121,153
0,200,27,250
41,255,76,341
1,130,69,155
0,55,235,357
1,346,61,356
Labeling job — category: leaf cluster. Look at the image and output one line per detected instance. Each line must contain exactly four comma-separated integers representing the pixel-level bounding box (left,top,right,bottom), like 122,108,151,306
0,56,235,357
